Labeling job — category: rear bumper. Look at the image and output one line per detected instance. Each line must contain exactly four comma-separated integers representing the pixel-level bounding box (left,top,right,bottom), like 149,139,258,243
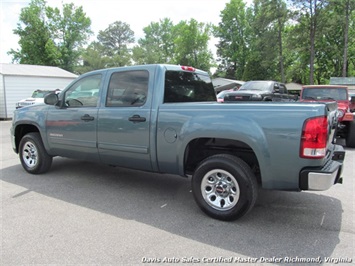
299,145,345,191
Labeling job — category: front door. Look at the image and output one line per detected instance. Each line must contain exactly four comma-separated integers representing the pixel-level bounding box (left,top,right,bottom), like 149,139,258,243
46,73,102,161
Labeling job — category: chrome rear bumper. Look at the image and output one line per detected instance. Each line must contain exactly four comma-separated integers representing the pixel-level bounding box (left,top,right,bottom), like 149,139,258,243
299,145,345,191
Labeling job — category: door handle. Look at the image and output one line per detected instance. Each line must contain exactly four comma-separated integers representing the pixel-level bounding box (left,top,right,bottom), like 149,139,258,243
129,115,146,123
81,114,95,121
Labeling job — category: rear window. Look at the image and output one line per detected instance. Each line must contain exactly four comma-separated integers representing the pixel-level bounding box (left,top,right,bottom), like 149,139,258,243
164,71,216,103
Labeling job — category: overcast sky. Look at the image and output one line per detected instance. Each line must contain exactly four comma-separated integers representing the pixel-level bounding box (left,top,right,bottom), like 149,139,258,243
0,0,249,64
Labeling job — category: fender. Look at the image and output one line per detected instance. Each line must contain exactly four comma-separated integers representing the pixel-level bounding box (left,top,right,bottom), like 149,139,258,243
12,105,50,154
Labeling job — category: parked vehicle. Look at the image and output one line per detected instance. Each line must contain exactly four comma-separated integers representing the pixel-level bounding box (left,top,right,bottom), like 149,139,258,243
11,64,345,221
349,92,355,112
216,89,237,102
223,80,297,102
299,85,355,147
16,89,61,109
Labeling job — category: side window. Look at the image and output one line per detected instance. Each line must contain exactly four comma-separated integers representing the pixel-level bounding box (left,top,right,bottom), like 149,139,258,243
64,74,101,107
106,70,148,107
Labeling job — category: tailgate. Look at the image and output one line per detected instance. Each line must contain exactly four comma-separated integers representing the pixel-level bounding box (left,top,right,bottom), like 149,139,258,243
299,101,345,191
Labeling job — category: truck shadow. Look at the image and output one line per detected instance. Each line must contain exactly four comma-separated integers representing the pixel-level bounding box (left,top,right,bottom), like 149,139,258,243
1,158,342,260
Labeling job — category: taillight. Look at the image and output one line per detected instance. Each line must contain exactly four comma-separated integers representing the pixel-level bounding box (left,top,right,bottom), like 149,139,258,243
181,66,195,72
300,116,328,159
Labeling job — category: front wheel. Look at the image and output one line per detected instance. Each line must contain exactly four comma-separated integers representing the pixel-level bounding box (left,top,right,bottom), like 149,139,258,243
192,154,258,221
19,132,52,174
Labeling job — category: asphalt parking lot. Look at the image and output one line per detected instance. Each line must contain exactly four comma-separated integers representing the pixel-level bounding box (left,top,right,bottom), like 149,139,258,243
1,120,354,265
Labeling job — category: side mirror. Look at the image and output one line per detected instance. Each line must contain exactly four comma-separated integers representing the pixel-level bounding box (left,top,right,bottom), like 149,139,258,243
44,93,59,105
351,96,355,103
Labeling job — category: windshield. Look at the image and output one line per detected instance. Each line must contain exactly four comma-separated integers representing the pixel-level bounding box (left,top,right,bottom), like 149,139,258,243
301,88,348,101
31,90,52,98
239,81,272,91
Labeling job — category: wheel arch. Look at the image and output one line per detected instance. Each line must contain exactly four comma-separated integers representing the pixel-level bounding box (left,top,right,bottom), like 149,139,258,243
183,137,263,185
13,123,41,153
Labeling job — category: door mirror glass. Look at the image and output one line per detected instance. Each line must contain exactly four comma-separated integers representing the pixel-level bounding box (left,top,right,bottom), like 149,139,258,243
44,93,59,105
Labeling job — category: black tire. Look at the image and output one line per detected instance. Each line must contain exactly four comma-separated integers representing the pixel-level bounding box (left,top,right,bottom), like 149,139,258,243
192,154,258,221
346,120,355,148
19,132,52,174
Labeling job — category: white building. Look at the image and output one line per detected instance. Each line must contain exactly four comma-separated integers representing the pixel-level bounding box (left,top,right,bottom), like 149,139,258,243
0,64,77,119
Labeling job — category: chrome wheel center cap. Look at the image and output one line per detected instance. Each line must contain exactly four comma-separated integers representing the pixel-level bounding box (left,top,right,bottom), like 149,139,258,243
216,182,230,197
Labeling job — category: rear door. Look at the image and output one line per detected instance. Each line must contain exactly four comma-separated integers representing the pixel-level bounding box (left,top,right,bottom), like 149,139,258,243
97,68,154,171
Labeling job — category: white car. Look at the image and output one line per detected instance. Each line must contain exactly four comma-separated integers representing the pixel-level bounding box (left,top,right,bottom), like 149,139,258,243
16,89,61,109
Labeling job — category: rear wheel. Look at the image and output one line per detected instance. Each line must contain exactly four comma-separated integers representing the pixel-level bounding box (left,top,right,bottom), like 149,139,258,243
345,120,355,148
192,154,258,221
19,132,52,174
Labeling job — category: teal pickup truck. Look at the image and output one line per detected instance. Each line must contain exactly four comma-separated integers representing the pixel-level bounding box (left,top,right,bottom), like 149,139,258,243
11,64,345,221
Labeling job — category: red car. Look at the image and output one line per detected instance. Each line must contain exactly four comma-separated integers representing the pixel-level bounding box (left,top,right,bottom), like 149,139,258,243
300,85,355,147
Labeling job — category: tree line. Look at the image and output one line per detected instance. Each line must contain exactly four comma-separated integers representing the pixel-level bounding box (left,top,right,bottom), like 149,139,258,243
9,0,355,85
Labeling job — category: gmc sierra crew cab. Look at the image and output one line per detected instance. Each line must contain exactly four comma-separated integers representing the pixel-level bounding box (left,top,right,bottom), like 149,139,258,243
11,64,345,221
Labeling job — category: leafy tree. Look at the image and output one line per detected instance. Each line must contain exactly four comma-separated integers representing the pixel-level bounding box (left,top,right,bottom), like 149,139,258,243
8,0,60,66
283,11,311,83
214,0,251,79
47,3,92,72
245,0,285,81
348,10,355,76
291,0,329,84
313,1,344,81
173,19,213,71
9,0,92,72
251,0,289,82
97,21,135,67
329,0,355,77
286,0,354,83
76,42,110,74
132,18,213,71
132,18,175,64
